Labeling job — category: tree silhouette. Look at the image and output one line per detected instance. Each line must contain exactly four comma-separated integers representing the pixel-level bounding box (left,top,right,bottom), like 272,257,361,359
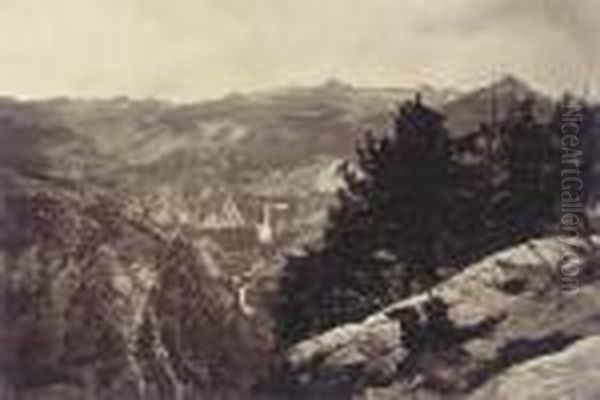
493,97,594,242
450,97,582,260
274,97,461,344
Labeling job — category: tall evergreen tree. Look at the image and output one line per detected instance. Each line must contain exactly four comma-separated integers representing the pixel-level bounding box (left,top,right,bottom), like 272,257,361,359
452,99,564,257
463,96,592,250
444,121,506,264
502,99,557,238
274,97,460,344
499,97,594,240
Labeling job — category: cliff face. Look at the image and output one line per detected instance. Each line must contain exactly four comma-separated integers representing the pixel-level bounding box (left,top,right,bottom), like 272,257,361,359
265,236,600,399
0,171,271,400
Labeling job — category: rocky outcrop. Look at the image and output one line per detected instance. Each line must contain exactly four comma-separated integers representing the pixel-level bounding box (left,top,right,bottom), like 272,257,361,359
468,335,600,400
270,235,600,399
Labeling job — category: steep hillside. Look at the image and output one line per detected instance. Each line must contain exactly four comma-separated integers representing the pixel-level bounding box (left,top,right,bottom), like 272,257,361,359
0,170,271,400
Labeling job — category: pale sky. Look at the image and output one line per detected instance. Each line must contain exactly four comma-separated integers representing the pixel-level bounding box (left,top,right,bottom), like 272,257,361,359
0,0,597,100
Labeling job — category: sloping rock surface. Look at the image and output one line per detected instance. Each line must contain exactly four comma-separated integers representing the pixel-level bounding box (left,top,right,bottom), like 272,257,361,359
468,335,600,400
277,236,600,398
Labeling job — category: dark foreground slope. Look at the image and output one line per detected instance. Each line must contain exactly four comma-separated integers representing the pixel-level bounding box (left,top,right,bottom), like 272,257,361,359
0,170,271,400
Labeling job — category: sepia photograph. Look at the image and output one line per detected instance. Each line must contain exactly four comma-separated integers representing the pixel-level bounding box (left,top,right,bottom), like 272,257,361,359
0,1,599,399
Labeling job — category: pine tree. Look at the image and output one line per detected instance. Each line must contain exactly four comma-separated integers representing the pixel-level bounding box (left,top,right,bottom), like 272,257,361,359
471,97,587,248
445,122,505,264
274,97,460,344
501,99,554,238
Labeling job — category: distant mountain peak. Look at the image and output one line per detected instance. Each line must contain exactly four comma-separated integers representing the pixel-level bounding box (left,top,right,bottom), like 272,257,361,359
489,74,533,97
443,74,552,136
454,74,542,107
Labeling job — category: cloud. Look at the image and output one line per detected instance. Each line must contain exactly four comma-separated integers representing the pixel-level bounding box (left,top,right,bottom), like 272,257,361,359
426,0,599,63
0,0,596,99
